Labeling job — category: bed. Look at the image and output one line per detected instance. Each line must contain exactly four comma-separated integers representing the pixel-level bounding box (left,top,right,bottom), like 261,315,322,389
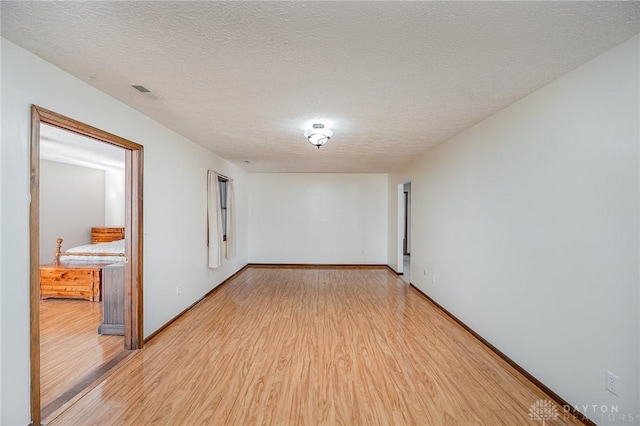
39,227,126,301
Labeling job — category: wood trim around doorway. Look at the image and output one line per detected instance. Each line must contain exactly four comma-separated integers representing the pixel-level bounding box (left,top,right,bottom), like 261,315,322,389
29,105,144,425
403,191,409,255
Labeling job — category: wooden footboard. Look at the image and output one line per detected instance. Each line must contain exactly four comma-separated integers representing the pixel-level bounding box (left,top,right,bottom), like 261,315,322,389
54,237,125,263
39,263,106,302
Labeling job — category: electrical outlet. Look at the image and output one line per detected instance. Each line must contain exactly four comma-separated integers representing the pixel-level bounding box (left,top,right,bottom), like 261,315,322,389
432,274,436,284
176,285,181,296
606,371,619,396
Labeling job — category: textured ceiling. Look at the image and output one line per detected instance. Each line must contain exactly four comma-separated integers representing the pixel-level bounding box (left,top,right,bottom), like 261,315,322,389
3,2,640,173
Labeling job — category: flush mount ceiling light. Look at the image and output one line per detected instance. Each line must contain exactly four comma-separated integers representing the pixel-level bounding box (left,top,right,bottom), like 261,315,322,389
304,123,333,149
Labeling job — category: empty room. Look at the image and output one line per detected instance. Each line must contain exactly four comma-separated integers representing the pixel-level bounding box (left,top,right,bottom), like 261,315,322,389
1,2,639,426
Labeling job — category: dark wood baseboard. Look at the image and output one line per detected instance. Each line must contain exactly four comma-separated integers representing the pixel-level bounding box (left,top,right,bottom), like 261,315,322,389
144,264,249,343
248,263,389,269
408,283,596,426
383,265,403,275
387,265,402,276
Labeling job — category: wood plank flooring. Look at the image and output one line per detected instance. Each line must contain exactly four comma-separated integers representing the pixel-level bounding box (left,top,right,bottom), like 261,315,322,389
50,267,583,425
40,299,124,410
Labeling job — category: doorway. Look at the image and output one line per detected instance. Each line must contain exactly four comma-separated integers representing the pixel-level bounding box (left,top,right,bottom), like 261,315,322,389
397,181,411,283
29,106,144,425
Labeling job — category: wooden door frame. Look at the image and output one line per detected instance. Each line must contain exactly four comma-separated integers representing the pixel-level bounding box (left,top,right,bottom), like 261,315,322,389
403,191,409,255
396,183,405,274
29,105,144,424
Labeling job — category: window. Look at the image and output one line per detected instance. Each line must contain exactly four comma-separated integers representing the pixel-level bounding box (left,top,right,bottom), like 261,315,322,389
218,176,228,241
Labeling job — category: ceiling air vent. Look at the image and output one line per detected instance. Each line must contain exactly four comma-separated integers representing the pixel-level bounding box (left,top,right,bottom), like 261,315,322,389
130,84,158,99
131,84,151,93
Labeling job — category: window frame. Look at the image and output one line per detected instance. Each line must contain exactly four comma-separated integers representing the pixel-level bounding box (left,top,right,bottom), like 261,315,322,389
218,176,228,242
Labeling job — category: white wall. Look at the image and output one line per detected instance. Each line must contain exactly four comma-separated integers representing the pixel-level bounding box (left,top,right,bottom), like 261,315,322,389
1,38,249,425
39,160,105,264
388,36,639,424
105,168,125,226
249,173,388,264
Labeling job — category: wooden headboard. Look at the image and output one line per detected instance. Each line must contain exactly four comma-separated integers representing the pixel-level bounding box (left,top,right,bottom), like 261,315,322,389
91,227,125,243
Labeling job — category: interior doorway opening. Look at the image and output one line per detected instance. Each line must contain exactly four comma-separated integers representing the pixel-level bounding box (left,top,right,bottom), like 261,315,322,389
38,123,127,420
397,181,411,283
30,106,144,426
402,182,412,284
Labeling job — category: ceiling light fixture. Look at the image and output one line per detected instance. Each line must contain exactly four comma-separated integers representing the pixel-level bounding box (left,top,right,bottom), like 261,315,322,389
304,123,333,149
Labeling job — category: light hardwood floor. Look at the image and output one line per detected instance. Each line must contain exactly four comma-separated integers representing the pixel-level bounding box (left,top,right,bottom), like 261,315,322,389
50,267,583,425
41,299,124,410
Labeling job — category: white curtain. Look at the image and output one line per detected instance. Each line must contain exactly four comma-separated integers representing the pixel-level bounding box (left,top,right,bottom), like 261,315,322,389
207,170,223,268
225,179,236,259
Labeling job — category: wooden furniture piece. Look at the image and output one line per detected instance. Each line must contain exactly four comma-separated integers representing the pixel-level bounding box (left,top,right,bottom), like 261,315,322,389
53,227,125,263
98,263,125,335
91,227,124,244
39,262,112,301
54,237,125,263
41,227,126,301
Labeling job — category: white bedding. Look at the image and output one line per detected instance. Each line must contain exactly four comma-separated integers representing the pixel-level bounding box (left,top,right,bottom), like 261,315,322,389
61,239,126,263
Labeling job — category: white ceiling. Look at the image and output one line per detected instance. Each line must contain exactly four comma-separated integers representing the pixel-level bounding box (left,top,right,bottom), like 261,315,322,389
3,1,640,173
40,124,125,171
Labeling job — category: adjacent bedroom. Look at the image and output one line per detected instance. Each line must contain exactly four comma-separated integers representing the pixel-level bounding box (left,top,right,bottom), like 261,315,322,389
38,123,127,417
